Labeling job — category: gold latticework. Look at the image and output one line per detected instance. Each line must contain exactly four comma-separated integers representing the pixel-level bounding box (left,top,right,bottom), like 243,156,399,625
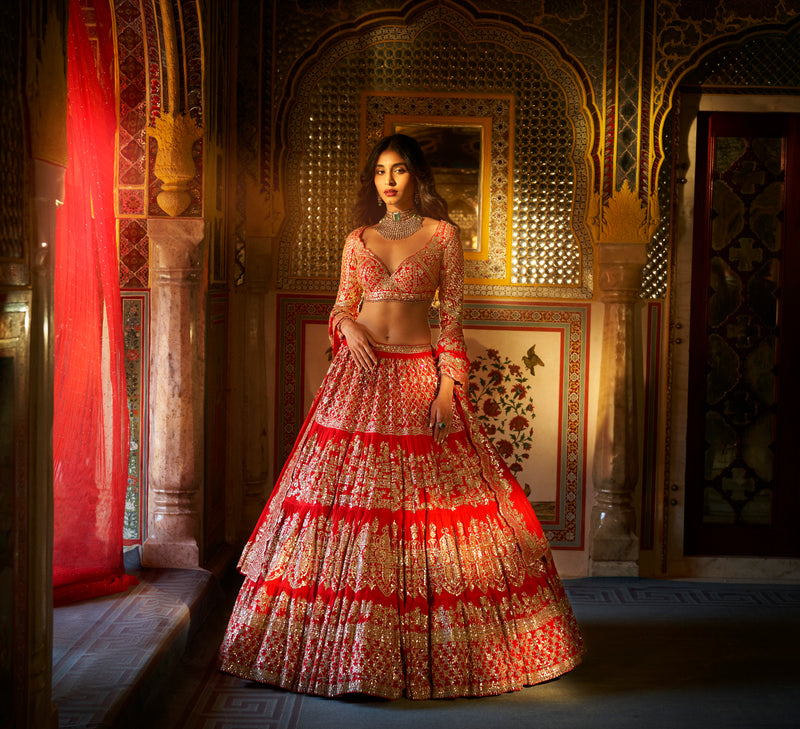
278,7,595,298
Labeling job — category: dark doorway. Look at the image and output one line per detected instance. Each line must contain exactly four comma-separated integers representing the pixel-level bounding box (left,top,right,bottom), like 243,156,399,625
685,112,800,557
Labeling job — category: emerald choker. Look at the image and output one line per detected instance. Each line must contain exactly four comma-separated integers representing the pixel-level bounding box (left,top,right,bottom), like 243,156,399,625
375,209,423,240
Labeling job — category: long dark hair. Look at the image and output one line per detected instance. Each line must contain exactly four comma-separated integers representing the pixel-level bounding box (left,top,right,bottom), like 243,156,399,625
353,133,457,229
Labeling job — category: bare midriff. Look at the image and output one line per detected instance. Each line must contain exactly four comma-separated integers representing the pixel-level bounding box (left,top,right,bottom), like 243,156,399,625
357,299,432,345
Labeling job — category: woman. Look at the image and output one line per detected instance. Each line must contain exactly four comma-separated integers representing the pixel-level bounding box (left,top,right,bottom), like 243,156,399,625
219,134,585,699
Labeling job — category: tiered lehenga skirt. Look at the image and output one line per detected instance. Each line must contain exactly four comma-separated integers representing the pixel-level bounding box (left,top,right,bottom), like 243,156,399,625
219,343,585,699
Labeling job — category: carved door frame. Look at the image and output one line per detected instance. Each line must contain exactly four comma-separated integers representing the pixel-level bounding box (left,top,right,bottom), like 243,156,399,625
666,93,800,579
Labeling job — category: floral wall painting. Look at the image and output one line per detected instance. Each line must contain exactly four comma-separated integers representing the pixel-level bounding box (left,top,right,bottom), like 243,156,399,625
464,329,564,519
467,345,540,492
458,303,588,549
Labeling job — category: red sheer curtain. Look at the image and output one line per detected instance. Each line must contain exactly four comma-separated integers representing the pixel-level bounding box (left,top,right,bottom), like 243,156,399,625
53,0,136,606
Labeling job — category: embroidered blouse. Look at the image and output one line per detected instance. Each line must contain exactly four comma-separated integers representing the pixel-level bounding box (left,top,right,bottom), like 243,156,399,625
328,219,470,385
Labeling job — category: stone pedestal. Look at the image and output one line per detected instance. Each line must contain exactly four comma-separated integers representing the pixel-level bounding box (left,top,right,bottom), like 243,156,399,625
589,241,647,576
142,219,205,568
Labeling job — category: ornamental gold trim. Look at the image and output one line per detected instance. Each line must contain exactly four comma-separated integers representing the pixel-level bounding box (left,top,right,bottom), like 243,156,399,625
148,111,203,217
589,181,660,245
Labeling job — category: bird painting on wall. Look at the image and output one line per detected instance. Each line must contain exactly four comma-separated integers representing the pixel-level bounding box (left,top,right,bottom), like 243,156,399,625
522,344,544,376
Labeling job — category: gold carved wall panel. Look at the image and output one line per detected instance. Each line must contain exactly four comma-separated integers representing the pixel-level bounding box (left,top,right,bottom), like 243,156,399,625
276,5,597,299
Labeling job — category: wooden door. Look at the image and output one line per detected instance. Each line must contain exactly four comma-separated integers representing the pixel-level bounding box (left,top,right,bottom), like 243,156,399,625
685,112,800,557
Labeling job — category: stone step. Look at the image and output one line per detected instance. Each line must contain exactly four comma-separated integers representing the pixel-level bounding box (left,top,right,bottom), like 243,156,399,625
53,566,223,729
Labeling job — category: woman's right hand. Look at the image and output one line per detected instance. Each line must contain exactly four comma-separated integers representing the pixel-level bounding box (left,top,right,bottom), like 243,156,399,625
339,318,379,371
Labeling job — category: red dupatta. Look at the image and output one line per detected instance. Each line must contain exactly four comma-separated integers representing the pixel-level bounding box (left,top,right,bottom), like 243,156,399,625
53,0,136,605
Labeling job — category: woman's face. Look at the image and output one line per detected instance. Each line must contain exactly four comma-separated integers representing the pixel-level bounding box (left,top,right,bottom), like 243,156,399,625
374,149,417,213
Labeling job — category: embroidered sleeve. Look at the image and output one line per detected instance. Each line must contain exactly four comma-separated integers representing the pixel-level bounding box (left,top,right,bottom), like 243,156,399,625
328,230,363,353
435,223,470,385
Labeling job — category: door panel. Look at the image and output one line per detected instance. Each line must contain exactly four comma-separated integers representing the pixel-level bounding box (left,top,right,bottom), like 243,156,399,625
685,112,800,557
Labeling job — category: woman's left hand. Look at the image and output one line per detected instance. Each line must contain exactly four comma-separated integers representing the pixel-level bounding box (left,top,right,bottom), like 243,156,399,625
429,375,455,445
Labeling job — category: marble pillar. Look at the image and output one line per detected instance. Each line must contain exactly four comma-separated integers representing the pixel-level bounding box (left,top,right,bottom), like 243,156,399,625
142,218,206,568
589,240,648,576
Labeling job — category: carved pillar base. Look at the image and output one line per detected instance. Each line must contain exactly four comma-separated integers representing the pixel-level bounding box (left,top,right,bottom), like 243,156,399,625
142,219,205,568
589,241,647,577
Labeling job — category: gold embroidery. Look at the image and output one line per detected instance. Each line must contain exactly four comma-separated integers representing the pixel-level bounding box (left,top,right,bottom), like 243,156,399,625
220,576,584,700
226,345,584,699
329,222,470,384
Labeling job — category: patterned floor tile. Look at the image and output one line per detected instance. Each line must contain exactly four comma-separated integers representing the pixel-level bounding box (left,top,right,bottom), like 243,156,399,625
53,568,219,729
55,575,800,729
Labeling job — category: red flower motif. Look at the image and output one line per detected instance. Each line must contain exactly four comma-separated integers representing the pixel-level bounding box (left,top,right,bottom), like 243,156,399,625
509,364,521,376
485,424,497,435
482,399,501,417
509,415,529,431
496,439,514,458
488,369,502,384
512,383,526,400
509,462,523,474
487,348,500,360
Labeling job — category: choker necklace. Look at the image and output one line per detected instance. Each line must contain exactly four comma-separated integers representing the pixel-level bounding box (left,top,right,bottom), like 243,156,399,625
375,209,423,240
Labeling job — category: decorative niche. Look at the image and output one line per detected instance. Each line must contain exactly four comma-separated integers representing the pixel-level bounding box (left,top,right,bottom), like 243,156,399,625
277,7,595,298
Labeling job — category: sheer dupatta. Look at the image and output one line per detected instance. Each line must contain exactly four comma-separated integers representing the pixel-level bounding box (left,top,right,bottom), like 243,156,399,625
53,0,135,606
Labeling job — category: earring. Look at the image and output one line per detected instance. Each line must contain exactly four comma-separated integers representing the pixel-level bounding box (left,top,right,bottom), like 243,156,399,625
377,193,384,206
414,189,421,205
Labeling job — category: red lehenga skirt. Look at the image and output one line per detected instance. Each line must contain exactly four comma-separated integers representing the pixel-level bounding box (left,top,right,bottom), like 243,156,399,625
218,343,585,699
